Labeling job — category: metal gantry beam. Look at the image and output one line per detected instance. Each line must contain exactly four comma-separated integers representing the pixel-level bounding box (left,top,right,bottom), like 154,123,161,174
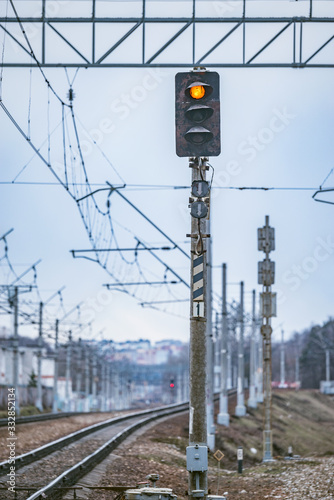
1,0,334,67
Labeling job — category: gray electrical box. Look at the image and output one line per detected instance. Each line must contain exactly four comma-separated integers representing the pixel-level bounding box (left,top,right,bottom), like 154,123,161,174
186,445,208,472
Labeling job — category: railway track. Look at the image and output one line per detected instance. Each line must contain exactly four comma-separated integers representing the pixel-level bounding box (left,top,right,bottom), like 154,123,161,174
0,401,189,500
0,409,136,427
0,411,91,427
0,391,236,499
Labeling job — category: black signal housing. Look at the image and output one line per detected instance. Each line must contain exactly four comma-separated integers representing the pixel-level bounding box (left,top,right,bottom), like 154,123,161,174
175,71,221,157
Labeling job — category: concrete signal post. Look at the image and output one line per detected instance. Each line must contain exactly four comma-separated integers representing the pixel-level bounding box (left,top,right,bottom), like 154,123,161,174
257,215,276,463
187,157,210,498
175,69,223,500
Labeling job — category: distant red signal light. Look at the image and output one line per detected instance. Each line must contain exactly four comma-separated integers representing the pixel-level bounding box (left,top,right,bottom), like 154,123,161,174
170,383,175,388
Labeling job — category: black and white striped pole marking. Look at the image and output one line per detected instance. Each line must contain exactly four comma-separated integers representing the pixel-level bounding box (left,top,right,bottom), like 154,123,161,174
193,254,204,317
193,254,204,300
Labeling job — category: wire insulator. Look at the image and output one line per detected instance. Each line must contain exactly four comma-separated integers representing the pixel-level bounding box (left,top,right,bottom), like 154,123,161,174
67,88,75,102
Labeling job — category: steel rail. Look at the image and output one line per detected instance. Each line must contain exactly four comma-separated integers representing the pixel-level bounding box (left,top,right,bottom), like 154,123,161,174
0,402,187,475
0,411,90,427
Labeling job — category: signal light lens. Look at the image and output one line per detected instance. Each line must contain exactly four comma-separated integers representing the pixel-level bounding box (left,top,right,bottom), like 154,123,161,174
185,104,214,123
170,383,174,388
190,85,206,100
185,127,213,145
191,180,210,198
190,200,208,219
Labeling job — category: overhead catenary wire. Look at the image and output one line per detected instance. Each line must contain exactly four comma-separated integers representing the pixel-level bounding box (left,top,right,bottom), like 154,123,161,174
0,181,322,191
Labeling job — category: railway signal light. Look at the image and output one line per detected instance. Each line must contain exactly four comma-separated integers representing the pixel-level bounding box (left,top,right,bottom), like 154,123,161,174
170,378,175,389
190,200,208,219
191,180,209,198
175,71,221,157
189,179,210,219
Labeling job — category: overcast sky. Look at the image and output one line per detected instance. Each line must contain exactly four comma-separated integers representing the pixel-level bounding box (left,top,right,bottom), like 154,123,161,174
0,0,333,346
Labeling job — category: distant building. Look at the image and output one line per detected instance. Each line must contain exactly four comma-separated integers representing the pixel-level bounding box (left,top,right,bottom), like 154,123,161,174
104,338,187,365
0,345,54,387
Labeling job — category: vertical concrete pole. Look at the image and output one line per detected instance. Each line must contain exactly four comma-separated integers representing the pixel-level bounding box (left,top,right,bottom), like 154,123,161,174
76,338,82,395
65,331,72,411
262,324,273,461
75,339,82,411
188,159,208,498
101,359,106,411
214,312,220,392
12,287,20,415
84,345,90,411
217,263,229,426
52,319,59,413
92,350,97,410
235,282,246,416
227,334,232,390
110,364,115,409
326,349,330,382
248,290,257,408
206,222,215,450
36,301,43,411
295,336,300,390
257,321,264,403
280,330,285,387
115,369,120,410
106,362,111,410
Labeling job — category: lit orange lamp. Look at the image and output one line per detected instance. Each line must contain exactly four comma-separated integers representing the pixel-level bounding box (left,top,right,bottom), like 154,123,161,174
189,85,205,100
